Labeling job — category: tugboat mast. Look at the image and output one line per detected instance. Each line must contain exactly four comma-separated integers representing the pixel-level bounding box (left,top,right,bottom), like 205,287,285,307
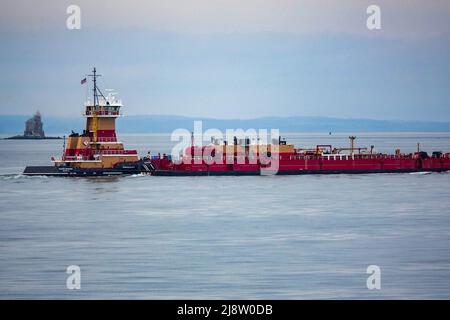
87,67,108,144
88,67,106,107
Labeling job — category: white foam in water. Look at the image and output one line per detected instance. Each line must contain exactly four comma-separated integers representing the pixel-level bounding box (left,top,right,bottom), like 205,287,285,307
409,171,432,175
129,173,147,178
1,174,48,180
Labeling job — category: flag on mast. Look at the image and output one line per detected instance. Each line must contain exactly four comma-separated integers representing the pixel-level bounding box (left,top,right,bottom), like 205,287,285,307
80,78,87,85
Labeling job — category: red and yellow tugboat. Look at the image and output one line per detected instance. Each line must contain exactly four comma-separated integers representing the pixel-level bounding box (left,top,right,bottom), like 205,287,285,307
24,68,151,176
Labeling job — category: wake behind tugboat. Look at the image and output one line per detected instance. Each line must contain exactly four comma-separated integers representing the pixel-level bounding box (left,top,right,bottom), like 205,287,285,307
23,69,450,177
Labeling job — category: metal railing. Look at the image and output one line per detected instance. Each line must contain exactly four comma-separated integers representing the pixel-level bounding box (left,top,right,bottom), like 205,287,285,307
96,137,118,142
84,111,121,116
61,155,94,161
99,150,137,155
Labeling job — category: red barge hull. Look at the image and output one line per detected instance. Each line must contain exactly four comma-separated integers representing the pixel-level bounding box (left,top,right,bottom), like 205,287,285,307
150,168,450,176
149,151,450,176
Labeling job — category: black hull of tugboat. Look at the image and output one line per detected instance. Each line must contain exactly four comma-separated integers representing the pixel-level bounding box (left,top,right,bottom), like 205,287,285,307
23,162,149,176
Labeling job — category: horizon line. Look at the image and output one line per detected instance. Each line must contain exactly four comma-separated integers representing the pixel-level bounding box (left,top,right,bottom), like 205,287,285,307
1,113,450,124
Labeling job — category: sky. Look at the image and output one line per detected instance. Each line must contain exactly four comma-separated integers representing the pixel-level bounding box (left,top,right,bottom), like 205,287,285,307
0,0,449,120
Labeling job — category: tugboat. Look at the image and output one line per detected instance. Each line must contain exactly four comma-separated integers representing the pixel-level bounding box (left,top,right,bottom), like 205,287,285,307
23,68,152,176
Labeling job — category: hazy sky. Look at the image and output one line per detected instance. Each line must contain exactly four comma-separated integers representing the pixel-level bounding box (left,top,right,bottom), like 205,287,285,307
0,0,449,120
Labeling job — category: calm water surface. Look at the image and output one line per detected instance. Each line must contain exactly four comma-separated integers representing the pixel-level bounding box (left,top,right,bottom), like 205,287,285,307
0,133,449,299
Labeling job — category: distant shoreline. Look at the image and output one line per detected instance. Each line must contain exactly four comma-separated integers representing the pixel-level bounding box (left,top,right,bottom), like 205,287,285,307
3,135,62,140
1,114,450,134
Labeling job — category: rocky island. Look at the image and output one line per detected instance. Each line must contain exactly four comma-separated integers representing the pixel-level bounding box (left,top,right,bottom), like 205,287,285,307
5,111,61,140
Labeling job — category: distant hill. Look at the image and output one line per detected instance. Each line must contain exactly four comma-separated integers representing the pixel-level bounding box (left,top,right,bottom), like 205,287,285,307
1,114,450,134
